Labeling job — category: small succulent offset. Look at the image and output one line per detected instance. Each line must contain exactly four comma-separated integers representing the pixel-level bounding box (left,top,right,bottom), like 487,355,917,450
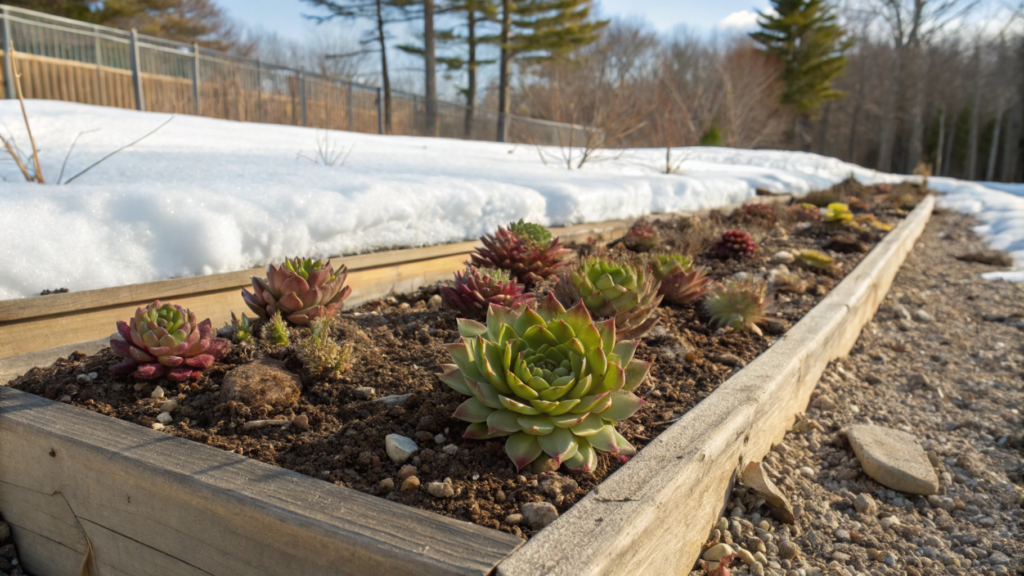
855,214,894,232
109,301,230,382
471,220,570,287
822,203,854,224
736,203,777,226
704,279,768,336
555,257,663,340
788,203,820,222
438,293,651,472
648,254,711,305
440,266,534,318
622,220,659,253
298,317,353,377
709,230,757,259
231,312,252,343
794,249,834,271
243,257,351,325
262,312,290,346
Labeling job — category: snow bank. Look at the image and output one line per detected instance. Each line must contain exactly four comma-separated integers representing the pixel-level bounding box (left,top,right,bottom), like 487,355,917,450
0,100,1020,299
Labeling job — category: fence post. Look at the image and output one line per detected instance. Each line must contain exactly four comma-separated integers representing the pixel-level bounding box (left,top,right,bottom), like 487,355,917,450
347,82,354,132
256,58,262,123
192,42,200,116
2,7,15,100
129,28,145,111
377,86,383,135
299,69,306,127
93,25,105,105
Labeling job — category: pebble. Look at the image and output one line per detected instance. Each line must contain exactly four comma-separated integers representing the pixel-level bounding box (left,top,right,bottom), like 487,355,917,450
377,478,394,494
442,443,459,455
880,516,900,530
778,539,799,560
396,464,418,481
521,502,559,530
754,552,768,565
844,424,939,495
736,548,756,565
151,423,165,430
504,513,523,526
377,394,413,407
988,551,1011,565
798,466,815,479
426,478,455,498
703,543,734,562
434,433,445,445
385,434,418,463
156,412,173,425
750,562,765,576
400,475,420,491
747,537,766,554
912,309,933,323
427,294,443,311
854,493,877,515
353,386,376,400
151,386,165,398
159,399,178,413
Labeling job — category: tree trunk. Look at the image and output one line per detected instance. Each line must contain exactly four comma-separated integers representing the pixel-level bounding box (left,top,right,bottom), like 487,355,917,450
934,106,945,176
986,104,1004,181
942,107,955,177
376,0,392,134
1001,102,1022,182
966,48,982,179
876,48,904,172
423,0,438,137
816,103,831,156
496,0,512,143
464,2,477,138
905,43,926,173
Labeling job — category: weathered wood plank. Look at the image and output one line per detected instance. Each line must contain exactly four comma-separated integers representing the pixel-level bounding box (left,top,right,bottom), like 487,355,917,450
0,387,524,576
496,195,934,576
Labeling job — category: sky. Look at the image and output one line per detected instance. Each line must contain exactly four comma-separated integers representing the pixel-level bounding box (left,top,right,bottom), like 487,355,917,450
217,0,772,43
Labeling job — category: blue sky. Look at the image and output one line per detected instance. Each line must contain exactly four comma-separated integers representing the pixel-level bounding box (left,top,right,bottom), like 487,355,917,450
218,0,772,42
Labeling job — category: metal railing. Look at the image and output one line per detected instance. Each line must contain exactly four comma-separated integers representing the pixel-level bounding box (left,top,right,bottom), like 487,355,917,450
0,4,590,145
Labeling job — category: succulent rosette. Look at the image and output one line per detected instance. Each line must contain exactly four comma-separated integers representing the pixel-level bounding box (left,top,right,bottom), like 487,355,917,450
471,220,570,287
622,220,659,253
438,293,651,472
823,203,854,224
555,257,663,340
709,230,757,259
704,279,768,336
440,267,535,318
243,257,351,325
648,254,711,305
109,301,230,382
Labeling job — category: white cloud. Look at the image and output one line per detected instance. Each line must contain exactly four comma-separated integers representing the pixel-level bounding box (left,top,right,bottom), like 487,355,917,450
717,9,767,31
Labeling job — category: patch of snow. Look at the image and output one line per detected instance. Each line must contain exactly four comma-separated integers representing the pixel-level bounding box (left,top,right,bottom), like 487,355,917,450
0,100,1021,298
929,177,1024,277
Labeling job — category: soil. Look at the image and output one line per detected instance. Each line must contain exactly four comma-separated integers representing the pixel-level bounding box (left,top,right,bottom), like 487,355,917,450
9,180,927,540
693,209,1024,576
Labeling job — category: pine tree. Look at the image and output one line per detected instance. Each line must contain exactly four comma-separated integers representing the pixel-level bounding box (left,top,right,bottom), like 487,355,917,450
494,0,607,141
303,0,419,135
750,0,849,148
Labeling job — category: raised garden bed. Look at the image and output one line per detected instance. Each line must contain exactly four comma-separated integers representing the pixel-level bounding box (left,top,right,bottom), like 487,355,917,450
0,184,933,576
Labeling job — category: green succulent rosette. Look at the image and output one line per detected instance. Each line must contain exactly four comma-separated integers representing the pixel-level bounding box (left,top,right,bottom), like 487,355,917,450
438,293,651,471
555,257,663,340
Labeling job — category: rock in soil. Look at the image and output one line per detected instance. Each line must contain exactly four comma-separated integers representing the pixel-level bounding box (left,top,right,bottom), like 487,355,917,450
844,424,939,495
701,211,1024,575
384,434,418,463
220,358,301,410
521,502,559,530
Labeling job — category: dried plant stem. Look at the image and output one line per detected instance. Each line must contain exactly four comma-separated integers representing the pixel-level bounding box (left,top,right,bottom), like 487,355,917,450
64,116,174,184
58,129,99,184
10,47,43,183
0,132,33,181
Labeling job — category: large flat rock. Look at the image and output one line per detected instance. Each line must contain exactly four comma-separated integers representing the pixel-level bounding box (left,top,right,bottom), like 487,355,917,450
844,424,939,495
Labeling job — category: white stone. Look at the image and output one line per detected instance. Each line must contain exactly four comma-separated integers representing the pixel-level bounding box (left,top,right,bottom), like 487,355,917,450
771,251,795,264
426,478,455,498
442,443,459,455
913,309,933,323
151,423,165,430
160,399,178,413
434,433,446,445
703,543,734,562
521,502,559,530
385,434,418,463
844,424,939,495
151,386,165,398
156,412,173,425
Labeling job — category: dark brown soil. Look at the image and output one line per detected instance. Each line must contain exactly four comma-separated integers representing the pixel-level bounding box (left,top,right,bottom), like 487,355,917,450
10,179,927,540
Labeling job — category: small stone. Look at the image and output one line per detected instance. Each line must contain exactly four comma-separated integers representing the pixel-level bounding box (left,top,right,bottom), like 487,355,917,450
151,422,165,430
427,294,443,311
427,478,455,498
377,478,395,494
854,493,878,515
353,386,376,400
880,516,900,530
396,465,418,481
912,309,933,323
843,424,939,495
401,476,420,491
771,251,795,264
833,528,850,542
291,413,309,431
988,551,1011,565
716,517,730,533
754,552,768,565
739,462,796,524
737,548,756,565
810,395,837,411
703,543,735,562
377,394,412,407
385,434,419,463
151,386,165,398
778,540,799,560
504,513,523,526
434,433,445,444
442,443,459,455
751,562,765,576
521,502,559,530
747,537,767,554
159,399,178,413
156,412,173,425
798,466,815,479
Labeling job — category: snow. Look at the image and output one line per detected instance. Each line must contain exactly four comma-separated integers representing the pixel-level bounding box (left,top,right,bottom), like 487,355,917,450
0,100,1021,300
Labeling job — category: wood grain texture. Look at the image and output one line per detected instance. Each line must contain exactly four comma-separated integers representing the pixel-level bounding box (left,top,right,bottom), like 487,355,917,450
496,196,935,576
0,196,791,359
0,387,523,576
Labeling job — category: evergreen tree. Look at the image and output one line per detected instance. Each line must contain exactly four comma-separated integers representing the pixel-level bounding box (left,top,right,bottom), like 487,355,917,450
750,0,849,148
303,0,418,135
494,0,607,141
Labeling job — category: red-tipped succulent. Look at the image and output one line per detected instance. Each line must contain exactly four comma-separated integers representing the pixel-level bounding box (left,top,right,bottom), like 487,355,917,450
648,254,711,305
622,220,659,253
440,267,535,318
471,220,570,287
708,230,757,259
109,301,230,382
243,257,351,325
735,203,777,226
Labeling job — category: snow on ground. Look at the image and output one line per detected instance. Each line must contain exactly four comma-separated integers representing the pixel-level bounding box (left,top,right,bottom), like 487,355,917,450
0,100,1020,300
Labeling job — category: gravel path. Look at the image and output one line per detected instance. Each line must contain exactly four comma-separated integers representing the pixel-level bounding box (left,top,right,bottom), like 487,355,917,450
697,209,1024,576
